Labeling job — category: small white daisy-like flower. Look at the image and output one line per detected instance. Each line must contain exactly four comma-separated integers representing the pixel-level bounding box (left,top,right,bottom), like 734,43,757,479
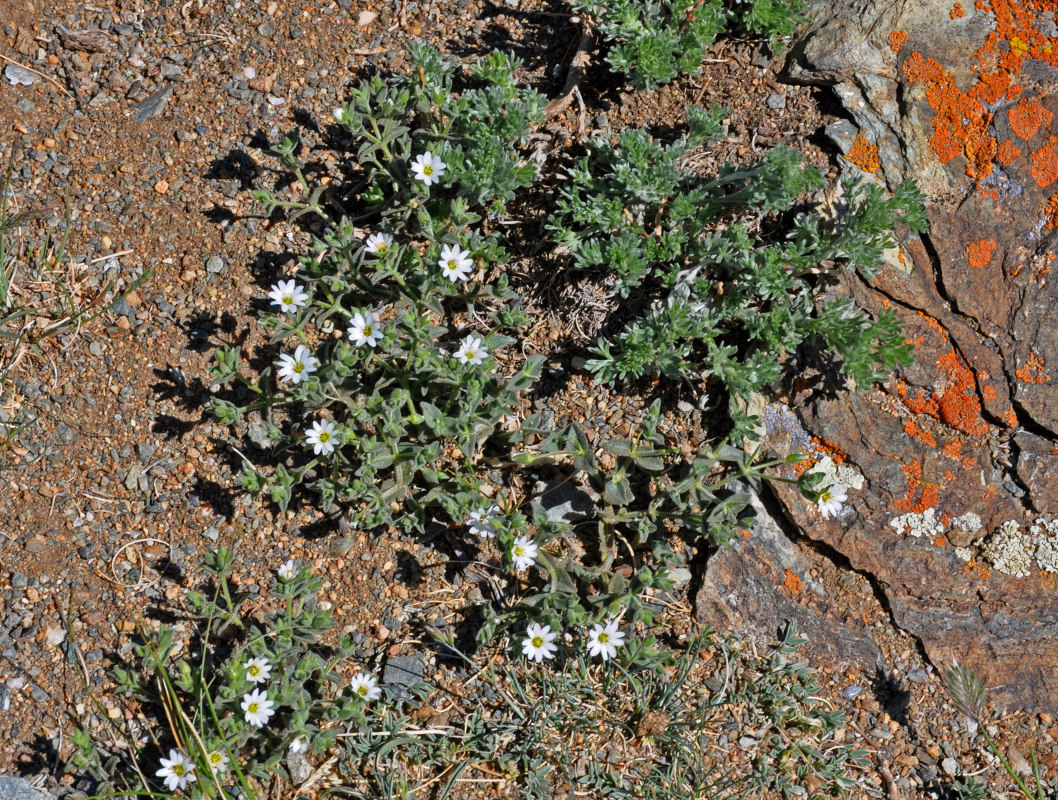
333,107,346,122
586,619,626,662
347,310,383,348
268,279,309,314
437,243,474,283
206,751,229,775
241,688,276,727
156,749,197,792
305,418,339,456
278,559,297,581
521,623,558,663
245,656,272,684
453,334,488,366
410,151,447,186
510,536,538,572
468,505,501,538
365,232,394,256
276,344,318,385
816,483,848,520
350,671,382,702
289,735,310,754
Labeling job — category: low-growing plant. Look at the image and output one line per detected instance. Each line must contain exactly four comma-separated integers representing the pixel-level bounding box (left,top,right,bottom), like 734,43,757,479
942,661,1054,800
209,43,546,532
571,0,809,91
550,105,927,440
70,546,435,798
470,399,813,648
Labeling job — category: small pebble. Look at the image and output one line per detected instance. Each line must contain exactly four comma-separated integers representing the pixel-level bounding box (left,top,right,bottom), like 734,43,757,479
941,757,959,776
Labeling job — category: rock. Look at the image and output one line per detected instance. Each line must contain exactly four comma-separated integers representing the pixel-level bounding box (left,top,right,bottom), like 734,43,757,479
766,92,786,109
4,64,39,86
133,86,172,122
537,481,596,524
696,485,883,669
941,757,959,777
777,0,1058,714
0,777,52,800
159,63,182,80
383,654,424,688
206,256,224,273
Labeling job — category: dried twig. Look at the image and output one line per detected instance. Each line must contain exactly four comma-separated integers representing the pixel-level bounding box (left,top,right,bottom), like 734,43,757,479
544,19,596,122
876,753,903,800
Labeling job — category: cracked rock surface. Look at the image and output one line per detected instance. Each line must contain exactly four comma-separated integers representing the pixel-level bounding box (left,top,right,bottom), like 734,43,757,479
751,0,1058,713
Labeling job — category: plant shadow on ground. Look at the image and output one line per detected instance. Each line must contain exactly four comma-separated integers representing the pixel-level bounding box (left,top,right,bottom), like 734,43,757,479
446,0,576,84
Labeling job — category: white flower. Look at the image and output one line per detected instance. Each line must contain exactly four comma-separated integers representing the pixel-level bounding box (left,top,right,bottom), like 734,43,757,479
206,751,229,775
468,505,501,538
437,243,473,283
816,483,848,519
245,656,272,684
365,232,394,256
276,344,318,385
278,559,297,581
241,688,275,727
453,334,487,365
521,623,558,663
333,107,345,122
156,749,197,792
510,536,538,572
347,310,383,348
305,418,339,456
410,151,446,186
268,279,309,314
289,735,310,754
586,620,626,662
350,671,382,702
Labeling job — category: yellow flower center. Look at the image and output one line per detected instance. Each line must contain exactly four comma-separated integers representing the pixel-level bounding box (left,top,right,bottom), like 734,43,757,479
599,633,610,644
464,350,475,359
357,686,368,696
514,546,523,557
283,297,293,305
248,702,259,713
249,665,260,676
363,325,373,337
532,636,543,648
319,432,330,443
209,754,222,766
293,363,304,373
447,260,457,270
423,164,434,175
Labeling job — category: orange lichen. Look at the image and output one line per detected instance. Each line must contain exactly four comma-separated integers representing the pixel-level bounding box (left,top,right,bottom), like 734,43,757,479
933,535,950,547
847,134,880,173
942,439,963,458
981,384,997,402
1015,350,1050,384
966,238,997,267
951,2,966,18
904,420,938,447
997,138,1022,164
1045,193,1058,229
894,460,942,513
935,349,991,436
902,51,995,176
963,560,992,579
811,437,847,465
1032,140,1058,187
889,30,909,52
783,569,803,595
1008,99,1052,140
